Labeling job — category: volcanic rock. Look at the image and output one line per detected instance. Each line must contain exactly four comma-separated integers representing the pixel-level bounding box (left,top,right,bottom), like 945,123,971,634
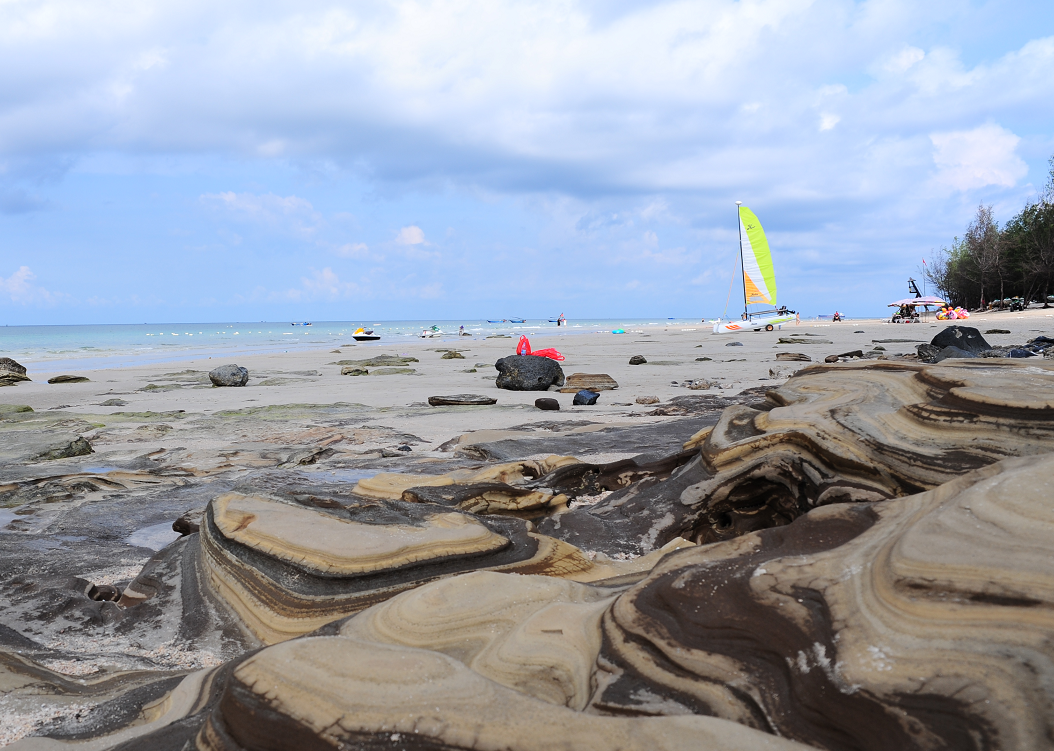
428,394,498,406
629,355,647,365
494,355,565,391
341,367,368,376
209,364,249,387
635,396,659,404
930,324,990,354
572,390,600,406
986,328,1011,334
535,398,560,410
441,351,466,359
726,342,743,346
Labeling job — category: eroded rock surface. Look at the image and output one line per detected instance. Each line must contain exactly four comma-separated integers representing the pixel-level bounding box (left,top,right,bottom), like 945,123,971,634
6,359,1054,750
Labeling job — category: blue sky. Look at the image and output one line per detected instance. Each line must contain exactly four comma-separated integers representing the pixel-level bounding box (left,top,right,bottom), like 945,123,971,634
2,0,1053,324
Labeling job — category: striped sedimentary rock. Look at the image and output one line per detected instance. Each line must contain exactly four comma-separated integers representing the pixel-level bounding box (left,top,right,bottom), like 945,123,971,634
192,453,1054,751
196,491,599,644
682,359,1054,544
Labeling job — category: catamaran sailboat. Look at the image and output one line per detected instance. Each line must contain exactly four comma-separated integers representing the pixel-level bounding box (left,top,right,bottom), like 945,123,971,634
713,202,795,334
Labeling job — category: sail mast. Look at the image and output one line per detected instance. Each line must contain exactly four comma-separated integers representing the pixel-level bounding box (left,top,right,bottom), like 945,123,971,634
736,201,747,319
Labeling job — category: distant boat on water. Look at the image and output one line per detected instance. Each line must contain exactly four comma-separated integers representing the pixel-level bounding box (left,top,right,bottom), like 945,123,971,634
352,327,380,341
487,318,526,323
291,322,312,326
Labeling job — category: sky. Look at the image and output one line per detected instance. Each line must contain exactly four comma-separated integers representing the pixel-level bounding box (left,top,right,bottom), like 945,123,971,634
2,0,1053,325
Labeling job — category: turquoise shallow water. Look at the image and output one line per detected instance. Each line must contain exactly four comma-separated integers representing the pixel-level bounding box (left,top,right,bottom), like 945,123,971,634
0,318,715,374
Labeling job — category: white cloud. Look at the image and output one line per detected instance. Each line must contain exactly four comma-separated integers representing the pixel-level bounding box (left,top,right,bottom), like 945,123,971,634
930,123,1028,191
200,191,321,237
334,242,369,257
202,191,316,219
883,46,925,74
0,266,65,305
819,113,840,131
284,267,360,301
395,225,426,245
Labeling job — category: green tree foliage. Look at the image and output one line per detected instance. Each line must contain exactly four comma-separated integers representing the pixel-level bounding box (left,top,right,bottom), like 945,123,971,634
925,155,1054,309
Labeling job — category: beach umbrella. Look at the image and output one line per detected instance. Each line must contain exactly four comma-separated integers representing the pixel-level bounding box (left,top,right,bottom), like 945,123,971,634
888,296,946,307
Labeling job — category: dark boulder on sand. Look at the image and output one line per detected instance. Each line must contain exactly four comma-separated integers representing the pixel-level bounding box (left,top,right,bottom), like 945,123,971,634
572,390,600,406
931,325,990,355
209,364,249,387
494,355,564,391
534,397,560,410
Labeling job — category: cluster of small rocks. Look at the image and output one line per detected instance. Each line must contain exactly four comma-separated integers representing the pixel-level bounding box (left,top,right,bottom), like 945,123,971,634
916,326,1054,363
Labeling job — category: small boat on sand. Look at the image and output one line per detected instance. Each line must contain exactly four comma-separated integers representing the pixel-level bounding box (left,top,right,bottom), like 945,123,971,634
352,327,380,341
713,203,795,334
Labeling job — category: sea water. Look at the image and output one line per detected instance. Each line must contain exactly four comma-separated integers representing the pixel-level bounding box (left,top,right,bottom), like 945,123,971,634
0,318,712,374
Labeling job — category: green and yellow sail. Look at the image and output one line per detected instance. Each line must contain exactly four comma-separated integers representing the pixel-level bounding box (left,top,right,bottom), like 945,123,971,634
739,206,777,305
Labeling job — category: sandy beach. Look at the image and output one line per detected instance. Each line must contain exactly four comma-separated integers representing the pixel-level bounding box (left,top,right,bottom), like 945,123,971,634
6,309,1052,444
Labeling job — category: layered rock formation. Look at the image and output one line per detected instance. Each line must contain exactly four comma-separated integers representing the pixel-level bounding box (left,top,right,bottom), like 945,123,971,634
7,357,1054,750
109,453,1054,751
544,359,1054,555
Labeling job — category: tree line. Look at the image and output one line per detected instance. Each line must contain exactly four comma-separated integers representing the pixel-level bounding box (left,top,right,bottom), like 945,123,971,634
925,156,1054,310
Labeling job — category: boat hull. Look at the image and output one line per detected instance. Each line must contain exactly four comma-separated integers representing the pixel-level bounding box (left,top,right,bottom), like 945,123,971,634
352,335,381,341
712,314,795,334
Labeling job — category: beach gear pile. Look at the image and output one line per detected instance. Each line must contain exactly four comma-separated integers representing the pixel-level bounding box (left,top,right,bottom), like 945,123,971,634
515,335,565,361
936,306,970,320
